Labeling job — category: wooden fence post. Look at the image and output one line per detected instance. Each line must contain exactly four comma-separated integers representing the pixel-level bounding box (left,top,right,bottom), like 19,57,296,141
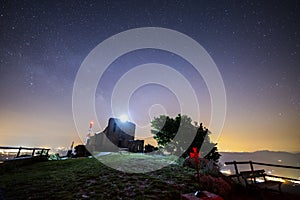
233,161,241,183
32,149,35,157
249,161,256,182
16,147,22,158
45,149,49,156
40,149,44,156
250,160,254,172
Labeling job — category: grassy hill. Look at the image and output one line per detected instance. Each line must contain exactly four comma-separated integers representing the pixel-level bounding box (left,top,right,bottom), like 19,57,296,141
0,154,198,199
1,153,299,200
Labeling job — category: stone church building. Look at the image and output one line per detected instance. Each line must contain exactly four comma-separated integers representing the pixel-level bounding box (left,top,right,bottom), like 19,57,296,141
86,118,144,152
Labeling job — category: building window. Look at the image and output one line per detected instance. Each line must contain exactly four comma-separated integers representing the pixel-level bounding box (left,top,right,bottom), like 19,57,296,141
113,123,116,132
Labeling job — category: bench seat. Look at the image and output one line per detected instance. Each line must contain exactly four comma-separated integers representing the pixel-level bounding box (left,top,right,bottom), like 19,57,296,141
240,170,282,193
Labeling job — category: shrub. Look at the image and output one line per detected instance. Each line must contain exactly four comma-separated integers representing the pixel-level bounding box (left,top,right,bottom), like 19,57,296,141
198,174,232,197
183,157,219,176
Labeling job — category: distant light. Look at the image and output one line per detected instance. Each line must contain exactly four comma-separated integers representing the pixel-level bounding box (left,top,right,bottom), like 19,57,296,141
89,121,94,128
220,169,232,175
292,180,300,184
120,114,128,123
266,176,285,183
278,159,282,162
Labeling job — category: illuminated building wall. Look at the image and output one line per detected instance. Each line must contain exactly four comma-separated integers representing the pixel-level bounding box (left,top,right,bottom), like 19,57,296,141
87,118,135,152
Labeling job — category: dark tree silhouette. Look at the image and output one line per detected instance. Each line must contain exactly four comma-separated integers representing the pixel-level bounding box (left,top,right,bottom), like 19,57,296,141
151,114,220,162
144,144,158,153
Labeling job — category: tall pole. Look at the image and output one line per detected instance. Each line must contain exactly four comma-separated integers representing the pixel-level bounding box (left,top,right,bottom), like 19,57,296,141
85,121,93,145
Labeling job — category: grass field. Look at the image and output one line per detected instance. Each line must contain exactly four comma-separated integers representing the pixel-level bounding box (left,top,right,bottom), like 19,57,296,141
1,153,299,200
0,154,198,199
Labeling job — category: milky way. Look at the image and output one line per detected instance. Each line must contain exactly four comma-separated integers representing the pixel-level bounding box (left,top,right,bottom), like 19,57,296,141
0,0,299,151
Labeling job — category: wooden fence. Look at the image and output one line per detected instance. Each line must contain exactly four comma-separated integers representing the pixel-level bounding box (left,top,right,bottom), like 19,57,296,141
0,146,50,159
224,160,300,183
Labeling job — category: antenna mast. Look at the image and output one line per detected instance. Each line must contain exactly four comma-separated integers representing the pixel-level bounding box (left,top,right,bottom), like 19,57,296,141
85,121,93,145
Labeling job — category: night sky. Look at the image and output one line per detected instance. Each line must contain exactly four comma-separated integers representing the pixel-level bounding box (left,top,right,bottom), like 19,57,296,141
0,0,299,152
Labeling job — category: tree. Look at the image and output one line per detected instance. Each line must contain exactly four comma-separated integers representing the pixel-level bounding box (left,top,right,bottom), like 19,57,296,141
151,114,220,162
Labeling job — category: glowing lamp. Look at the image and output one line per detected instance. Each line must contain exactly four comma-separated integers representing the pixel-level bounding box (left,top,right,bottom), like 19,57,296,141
89,121,94,128
120,114,128,123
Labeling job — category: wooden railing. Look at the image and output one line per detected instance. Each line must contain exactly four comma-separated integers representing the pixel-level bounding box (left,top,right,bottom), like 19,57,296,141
0,146,50,159
224,160,300,183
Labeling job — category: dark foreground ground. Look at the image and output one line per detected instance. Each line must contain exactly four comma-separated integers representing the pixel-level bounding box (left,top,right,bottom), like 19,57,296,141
0,155,299,200
228,182,300,200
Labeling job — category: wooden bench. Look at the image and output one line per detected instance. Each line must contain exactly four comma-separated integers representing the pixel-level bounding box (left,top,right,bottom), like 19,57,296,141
240,170,282,193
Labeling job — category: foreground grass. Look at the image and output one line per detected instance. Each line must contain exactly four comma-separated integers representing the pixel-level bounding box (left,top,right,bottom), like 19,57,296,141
0,154,198,200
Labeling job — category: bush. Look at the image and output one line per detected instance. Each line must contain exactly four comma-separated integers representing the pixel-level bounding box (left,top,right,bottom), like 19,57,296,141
183,157,219,176
48,153,61,160
198,174,231,197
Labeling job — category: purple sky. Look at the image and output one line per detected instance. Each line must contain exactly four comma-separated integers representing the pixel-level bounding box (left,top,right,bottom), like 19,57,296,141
0,0,299,152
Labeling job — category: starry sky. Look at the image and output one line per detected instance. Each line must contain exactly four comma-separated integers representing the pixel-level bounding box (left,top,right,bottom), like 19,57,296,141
0,0,299,152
